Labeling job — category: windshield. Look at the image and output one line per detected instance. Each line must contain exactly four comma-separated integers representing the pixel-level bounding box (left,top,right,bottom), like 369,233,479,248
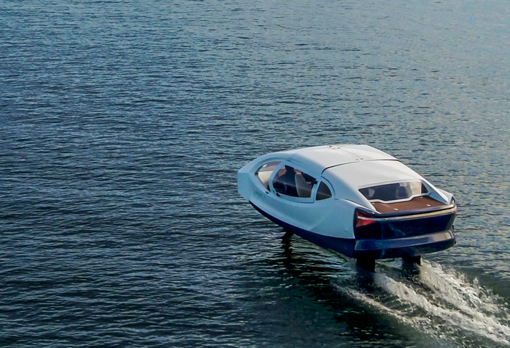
255,161,281,189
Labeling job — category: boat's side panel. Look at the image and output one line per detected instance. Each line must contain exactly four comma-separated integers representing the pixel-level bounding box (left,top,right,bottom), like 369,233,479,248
237,170,253,202
249,184,358,239
250,202,356,257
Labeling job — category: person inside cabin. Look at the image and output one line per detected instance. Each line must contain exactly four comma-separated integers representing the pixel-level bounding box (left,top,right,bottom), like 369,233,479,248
273,165,298,196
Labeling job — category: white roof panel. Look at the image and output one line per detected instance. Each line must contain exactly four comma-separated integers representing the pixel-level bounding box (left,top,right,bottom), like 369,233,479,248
283,145,396,174
337,144,396,162
324,160,423,189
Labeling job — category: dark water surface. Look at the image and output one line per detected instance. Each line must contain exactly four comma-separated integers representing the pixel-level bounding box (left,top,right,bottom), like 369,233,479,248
1,0,509,347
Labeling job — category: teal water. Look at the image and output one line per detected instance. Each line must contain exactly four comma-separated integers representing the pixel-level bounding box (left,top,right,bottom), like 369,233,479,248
1,0,509,346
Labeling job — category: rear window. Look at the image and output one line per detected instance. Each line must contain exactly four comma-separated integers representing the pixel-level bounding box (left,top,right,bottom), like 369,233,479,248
359,181,428,202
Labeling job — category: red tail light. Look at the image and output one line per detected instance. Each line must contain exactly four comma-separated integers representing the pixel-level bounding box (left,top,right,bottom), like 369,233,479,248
355,211,377,228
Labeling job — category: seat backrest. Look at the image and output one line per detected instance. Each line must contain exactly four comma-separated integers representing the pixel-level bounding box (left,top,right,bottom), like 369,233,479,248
295,173,312,198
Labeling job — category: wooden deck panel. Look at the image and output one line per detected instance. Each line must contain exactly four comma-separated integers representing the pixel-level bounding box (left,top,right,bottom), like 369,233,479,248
372,196,447,214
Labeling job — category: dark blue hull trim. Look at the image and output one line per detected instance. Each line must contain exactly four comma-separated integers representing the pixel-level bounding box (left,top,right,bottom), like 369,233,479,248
353,230,455,259
250,202,456,260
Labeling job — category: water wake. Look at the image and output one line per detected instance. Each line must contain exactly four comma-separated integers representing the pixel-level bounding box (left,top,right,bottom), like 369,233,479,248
338,261,510,346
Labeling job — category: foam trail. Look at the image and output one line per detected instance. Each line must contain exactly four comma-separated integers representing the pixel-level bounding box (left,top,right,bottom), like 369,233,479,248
343,288,448,346
374,272,510,344
418,262,505,317
338,264,510,346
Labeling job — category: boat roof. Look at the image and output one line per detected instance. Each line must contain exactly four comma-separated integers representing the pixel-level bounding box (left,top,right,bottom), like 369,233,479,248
284,144,396,174
325,160,424,188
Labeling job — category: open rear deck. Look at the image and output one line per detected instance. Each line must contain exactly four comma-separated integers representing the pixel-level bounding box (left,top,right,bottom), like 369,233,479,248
371,196,448,214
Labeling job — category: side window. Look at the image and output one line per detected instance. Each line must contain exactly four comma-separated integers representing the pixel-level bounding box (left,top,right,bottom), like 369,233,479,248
255,161,281,190
316,181,332,201
272,165,316,198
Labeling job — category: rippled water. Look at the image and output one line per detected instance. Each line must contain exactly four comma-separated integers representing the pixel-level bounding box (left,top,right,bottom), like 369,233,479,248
1,0,509,347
